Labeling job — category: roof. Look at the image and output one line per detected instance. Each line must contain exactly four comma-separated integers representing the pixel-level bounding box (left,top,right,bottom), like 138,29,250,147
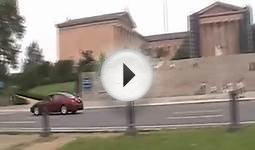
197,1,244,15
56,11,136,28
144,32,188,42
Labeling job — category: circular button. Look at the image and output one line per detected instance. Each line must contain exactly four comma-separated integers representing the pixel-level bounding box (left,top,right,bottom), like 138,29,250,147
100,49,153,102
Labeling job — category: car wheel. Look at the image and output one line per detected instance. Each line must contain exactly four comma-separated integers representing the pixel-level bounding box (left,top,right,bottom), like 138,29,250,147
61,105,68,115
33,107,40,116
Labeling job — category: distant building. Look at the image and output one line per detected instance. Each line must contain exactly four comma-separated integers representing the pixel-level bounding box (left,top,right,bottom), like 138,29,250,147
56,2,255,62
188,2,254,57
56,12,144,61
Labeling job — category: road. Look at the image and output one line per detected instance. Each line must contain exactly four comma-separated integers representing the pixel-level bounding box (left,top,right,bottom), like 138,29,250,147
0,100,255,131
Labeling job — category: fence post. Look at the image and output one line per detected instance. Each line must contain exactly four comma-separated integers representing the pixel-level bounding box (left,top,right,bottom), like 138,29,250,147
229,90,240,131
126,101,136,135
41,106,50,137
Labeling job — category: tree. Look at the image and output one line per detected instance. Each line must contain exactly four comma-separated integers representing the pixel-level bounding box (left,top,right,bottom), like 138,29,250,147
80,50,95,64
50,60,75,83
78,50,96,72
24,41,44,69
0,0,25,67
172,38,190,60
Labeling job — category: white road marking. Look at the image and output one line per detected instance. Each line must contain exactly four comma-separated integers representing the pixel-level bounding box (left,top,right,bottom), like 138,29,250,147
173,109,222,115
0,121,35,124
0,112,15,115
0,109,28,113
167,114,223,120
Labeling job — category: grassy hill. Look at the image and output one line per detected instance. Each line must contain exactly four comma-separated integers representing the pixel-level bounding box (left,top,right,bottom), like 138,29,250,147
28,81,75,97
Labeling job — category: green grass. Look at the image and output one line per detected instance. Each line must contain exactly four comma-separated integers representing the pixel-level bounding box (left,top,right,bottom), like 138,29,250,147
28,82,75,97
60,126,255,150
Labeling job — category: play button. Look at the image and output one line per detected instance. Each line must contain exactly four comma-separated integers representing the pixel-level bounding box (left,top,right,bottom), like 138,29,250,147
123,63,135,87
100,49,153,102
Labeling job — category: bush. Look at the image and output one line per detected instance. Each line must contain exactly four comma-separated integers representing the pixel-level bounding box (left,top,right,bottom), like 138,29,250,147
16,60,76,90
172,38,190,60
50,60,76,83
172,48,190,60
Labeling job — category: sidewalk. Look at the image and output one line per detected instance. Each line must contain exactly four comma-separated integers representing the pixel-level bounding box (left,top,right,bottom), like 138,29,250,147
1,92,255,112
0,133,120,150
0,134,39,150
0,96,37,112
84,91,255,109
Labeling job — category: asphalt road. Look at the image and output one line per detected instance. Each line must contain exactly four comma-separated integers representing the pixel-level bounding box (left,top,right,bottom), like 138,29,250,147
0,100,255,130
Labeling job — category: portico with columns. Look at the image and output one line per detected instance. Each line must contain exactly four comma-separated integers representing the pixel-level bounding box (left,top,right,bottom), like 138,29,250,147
189,2,254,58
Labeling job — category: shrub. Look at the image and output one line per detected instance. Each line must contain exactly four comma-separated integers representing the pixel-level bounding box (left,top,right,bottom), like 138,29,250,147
50,60,76,83
172,38,190,60
172,48,190,60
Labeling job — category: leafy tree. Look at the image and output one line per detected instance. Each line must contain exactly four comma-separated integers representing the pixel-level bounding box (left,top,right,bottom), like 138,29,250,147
37,61,51,79
172,48,190,60
50,60,75,83
172,38,190,60
78,50,96,72
0,0,25,67
24,41,44,70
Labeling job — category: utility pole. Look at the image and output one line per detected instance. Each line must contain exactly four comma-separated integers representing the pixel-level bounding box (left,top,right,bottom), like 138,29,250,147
163,0,169,33
126,101,136,135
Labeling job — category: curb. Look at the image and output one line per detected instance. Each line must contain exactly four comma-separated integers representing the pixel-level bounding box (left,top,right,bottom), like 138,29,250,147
0,97,255,112
84,97,255,110
0,121,254,133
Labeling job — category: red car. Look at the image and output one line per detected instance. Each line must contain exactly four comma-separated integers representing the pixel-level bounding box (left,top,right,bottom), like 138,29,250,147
30,92,83,115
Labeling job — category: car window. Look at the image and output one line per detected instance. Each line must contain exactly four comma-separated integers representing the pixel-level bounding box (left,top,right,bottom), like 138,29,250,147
53,95,65,101
60,93,75,99
45,95,53,101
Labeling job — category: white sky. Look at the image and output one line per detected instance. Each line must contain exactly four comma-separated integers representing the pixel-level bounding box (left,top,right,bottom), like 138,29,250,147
16,0,255,67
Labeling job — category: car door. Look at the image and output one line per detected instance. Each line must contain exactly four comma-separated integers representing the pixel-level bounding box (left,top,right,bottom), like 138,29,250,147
48,94,62,112
41,95,54,112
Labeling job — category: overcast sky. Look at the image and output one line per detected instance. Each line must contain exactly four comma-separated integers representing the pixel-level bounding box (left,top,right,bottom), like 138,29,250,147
16,0,255,67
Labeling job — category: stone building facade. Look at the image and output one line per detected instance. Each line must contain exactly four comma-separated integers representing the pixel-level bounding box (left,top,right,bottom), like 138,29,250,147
189,2,254,57
56,2,255,62
56,12,144,61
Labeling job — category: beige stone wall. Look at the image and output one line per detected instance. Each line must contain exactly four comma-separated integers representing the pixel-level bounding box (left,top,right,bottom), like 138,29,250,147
113,25,145,51
80,54,255,100
58,22,116,61
147,53,255,97
58,22,146,61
